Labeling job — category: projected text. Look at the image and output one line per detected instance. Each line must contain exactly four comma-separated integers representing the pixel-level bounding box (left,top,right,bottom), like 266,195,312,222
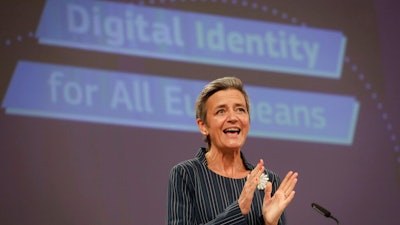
3,61,359,145
37,0,347,79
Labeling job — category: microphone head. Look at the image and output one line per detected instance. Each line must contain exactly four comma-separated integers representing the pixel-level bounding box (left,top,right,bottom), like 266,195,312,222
311,202,331,217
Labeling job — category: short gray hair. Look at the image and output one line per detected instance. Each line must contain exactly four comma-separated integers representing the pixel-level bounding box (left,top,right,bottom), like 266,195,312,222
195,77,250,148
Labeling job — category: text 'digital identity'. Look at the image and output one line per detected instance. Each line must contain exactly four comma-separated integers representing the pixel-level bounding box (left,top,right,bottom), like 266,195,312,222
36,0,347,79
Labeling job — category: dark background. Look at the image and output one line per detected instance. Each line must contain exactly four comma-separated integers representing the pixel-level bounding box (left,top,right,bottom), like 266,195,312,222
1,0,400,224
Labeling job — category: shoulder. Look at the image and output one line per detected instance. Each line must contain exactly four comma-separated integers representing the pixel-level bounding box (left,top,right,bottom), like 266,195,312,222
169,148,207,176
168,157,205,192
169,156,205,180
170,158,198,174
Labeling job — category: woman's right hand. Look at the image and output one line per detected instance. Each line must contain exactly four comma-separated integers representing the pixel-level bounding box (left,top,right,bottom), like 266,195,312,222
238,159,265,215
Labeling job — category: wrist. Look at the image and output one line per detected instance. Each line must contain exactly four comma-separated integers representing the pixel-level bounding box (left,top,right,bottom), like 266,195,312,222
263,216,278,225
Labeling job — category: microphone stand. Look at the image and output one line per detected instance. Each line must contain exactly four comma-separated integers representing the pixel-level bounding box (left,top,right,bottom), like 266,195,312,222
311,202,340,225
329,215,340,225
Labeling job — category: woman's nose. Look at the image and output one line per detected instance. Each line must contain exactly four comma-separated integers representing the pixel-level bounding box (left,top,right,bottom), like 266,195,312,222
226,110,238,121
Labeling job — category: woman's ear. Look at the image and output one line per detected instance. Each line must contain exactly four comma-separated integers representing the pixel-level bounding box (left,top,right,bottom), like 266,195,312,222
197,118,208,136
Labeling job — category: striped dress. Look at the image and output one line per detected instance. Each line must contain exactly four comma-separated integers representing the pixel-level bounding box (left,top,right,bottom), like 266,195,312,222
167,148,286,225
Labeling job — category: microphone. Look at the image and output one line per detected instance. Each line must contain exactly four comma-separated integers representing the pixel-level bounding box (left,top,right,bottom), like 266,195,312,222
311,203,340,225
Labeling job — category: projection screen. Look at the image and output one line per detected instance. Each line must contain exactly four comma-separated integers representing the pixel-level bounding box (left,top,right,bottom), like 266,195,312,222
1,0,400,224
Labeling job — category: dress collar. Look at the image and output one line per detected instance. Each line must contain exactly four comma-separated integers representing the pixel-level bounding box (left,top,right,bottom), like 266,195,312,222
196,147,254,171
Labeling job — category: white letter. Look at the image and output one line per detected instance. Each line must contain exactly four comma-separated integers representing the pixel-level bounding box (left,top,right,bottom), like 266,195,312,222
104,16,124,46
196,21,205,48
227,32,244,54
207,22,225,51
110,80,133,110
312,107,326,129
85,84,99,106
165,86,183,115
152,23,173,45
265,32,280,58
67,4,89,33
126,11,135,41
64,82,83,105
136,15,150,42
48,71,63,103
288,34,303,60
303,42,320,68
172,16,184,46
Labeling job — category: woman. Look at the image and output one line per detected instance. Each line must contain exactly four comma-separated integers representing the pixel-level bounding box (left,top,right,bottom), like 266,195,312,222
167,77,298,225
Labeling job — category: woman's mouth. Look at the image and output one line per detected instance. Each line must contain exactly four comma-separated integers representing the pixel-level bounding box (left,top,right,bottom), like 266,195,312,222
223,128,241,134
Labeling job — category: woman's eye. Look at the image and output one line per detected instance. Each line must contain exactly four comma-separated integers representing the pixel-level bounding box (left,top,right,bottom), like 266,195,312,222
217,109,224,114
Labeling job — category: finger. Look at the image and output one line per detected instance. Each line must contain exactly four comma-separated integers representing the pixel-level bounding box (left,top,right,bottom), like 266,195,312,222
240,167,265,214
255,159,264,172
280,172,298,197
286,172,298,192
263,181,272,201
279,171,293,187
285,172,298,192
285,190,296,203
279,171,297,190
244,165,263,190
248,159,264,180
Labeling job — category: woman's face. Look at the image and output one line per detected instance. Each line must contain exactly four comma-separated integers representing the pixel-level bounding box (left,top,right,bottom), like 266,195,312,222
198,88,250,152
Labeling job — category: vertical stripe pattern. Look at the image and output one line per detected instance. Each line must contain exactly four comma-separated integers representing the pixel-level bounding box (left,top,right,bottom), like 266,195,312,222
167,148,287,225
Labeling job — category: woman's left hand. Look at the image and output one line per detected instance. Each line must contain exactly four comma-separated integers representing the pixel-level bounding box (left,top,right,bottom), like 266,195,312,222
262,171,298,225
